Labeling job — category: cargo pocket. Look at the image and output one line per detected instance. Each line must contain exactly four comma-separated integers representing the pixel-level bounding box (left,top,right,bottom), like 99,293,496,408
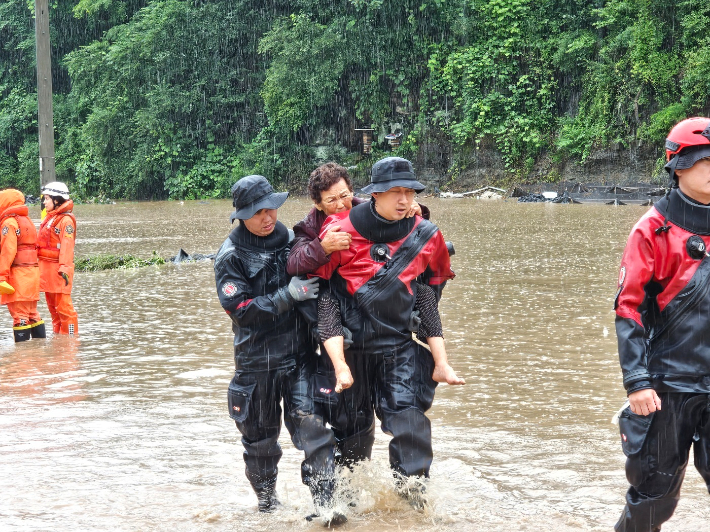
227,381,256,423
619,408,655,456
313,372,339,406
618,407,655,487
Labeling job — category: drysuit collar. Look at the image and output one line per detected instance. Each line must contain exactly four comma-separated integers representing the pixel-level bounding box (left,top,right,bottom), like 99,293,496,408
229,220,290,251
655,188,710,236
348,198,415,243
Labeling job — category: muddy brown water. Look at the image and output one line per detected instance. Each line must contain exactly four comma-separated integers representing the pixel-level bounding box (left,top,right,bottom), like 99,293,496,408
1,199,708,531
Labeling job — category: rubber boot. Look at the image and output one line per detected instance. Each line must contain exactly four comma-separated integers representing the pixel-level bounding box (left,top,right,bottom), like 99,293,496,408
30,321,46,339
13,325,31,342
250,476,279,513
307,479,347,526
395,476,428,510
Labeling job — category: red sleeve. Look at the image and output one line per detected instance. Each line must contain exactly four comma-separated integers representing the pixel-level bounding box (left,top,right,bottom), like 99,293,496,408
615,220,656,327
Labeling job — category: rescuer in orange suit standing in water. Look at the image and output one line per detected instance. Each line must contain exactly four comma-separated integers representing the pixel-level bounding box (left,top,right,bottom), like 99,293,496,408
38,182,78,336
0,189,45,342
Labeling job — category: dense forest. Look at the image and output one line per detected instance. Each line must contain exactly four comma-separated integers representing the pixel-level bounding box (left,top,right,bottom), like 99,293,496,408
1,0,709,199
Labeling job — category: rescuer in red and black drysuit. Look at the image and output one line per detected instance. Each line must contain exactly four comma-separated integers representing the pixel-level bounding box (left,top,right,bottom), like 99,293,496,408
0,189,45,342
614,117,710,531
214,175,343,524
286,162,432,469
312,157,462,506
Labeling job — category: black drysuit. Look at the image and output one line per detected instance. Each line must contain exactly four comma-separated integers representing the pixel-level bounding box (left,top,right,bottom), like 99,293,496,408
214,221,336,497
614,189,710,532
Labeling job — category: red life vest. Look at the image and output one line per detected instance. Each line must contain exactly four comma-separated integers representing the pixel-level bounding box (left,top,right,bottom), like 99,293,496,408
37,201,76,262
0,206,38,267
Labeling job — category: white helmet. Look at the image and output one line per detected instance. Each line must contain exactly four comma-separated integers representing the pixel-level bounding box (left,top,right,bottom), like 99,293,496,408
41,181,70,200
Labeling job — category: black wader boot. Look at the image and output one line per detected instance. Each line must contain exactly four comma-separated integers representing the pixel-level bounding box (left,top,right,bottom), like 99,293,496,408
13,324,31,342
246,472,279,513
30,321,46,339
306,478,347,526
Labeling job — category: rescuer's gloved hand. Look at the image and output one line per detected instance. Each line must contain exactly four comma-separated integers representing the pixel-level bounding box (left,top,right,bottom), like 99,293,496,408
288,276,319,301
59,272,69,286
0,281,15,295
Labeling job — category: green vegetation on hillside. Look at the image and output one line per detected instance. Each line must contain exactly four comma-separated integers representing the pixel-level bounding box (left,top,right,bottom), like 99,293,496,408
1,0,708,198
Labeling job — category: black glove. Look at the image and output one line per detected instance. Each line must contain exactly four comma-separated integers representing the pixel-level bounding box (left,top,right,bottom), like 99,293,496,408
288,276,319,302
59,272,69,286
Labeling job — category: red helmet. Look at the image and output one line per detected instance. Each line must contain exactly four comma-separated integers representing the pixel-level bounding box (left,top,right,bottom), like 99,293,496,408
665,117,710,161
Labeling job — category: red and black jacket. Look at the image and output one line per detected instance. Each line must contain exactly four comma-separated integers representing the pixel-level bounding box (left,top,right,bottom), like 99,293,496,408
313,200,453,352
616,188,710,394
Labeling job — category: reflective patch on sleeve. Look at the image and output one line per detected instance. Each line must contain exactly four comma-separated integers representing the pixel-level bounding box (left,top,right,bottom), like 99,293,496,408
221,282,238,297
15,228,20,236
65,225,74,235
236,299,252,309
54,227,61,234
1,226,7,236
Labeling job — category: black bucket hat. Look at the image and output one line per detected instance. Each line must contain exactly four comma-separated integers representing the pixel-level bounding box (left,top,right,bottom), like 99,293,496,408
361,157,425,194
230,175,288,222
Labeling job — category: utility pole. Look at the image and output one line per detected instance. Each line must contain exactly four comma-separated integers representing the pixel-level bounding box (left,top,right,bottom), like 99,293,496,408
35,0,56,188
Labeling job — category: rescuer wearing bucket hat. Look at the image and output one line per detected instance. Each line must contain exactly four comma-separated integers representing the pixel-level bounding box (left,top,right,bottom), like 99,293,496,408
312,156,464,508
213,175,343,524
37,181,78,336
614,117,710,531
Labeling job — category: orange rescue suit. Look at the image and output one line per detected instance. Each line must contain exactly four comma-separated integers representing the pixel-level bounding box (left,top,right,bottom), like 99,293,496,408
37,200,76,294
0,191,40,305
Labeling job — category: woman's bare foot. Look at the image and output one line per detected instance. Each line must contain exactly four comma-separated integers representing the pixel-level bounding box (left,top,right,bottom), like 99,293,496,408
432,363,465,385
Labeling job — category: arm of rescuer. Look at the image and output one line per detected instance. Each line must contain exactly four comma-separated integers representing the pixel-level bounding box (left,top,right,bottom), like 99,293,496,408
56,216,76,287
615,223,662,416
215,251,318,327
0,218,18,294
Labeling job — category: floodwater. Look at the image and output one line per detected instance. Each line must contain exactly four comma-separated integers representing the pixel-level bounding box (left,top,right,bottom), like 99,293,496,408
1,198,709,532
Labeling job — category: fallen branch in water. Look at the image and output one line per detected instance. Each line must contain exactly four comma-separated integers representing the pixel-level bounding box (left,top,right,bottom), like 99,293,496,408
75,252,166,272
75,249,216,271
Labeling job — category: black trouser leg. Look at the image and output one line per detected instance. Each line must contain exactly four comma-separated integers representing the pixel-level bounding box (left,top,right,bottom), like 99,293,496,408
283,356,341,516
615,393,708,532
336,420,375,467
382,406,433,477
373,342,437,478
229,370,284,511
313,348,375,468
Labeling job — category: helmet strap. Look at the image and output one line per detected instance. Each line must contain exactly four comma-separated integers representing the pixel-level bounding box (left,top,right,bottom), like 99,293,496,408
667,154,680,184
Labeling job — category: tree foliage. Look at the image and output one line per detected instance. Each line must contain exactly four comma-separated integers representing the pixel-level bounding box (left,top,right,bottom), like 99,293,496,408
1,0,710,198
